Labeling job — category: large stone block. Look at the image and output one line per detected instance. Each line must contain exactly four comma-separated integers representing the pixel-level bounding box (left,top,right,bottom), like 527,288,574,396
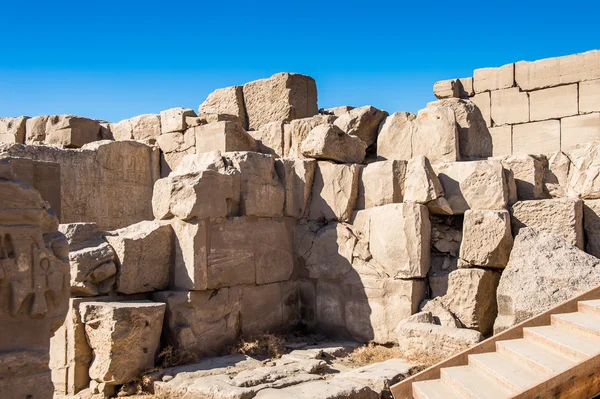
432,160,508,214
109,114,161,141
579,79,600,113
561,113,600,150
160,107,196,134
79,301,165,384
275,158,316,219
470,92,491,127
333,105,388,146
287,114,337,158
511,198,584,249
198,86,248,129
241,282,290,336
301,124,367,163
497,154,545,200
45,115,101,148
473,63,514,93
491,88,529,126
512,120,560,155
489,125,512,156
0,116,27,143
563,142,600,199
357,160,406,209
515,50,600,91
403,156,443,204
433,79,459,99
243,73,318,130
369,203,430,278
309,161,360,222
529,84,578,121
249,121,285,157
303,223,356,279
25,115,49,144
105,220,173,295
459,210,513,269
194,121,257,154
376,112,414,161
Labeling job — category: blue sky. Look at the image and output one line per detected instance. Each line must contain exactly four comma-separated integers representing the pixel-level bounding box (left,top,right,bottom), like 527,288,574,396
0,0,598,122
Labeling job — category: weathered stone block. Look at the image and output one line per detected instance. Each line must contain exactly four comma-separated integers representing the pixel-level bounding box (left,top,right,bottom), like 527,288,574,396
303,223,356,279
198,86,248,129
529,84,578,121
309,161,360,222
45,115,100,148
109,114,161,141
459,210,513,268
241,283,288,336
25,115,49,144
404,156,442,204
376,112,414,161
275,158,316,219
497,154,546,200
579,79,600,113
473,63,514,93
458,77,474,97
357,160,406,209
512,120,560,155
287,114,337,158
471,92,491,127
561,113,600,150
194,121,257,154
584,200,600,258
491,88,529,125
433,79,459,99
301,124,367,163
160,107,196,134
488,125,512,156
325,106,354,116
0,116,28,143
412,105,460,163
249,121,285,157
333,105,388,146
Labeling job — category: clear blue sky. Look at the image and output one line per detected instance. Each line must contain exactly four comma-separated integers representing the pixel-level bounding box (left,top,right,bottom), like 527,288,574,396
1,0,598,122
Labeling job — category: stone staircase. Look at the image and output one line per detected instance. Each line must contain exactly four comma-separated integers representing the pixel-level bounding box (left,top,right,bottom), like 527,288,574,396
391,287,600,399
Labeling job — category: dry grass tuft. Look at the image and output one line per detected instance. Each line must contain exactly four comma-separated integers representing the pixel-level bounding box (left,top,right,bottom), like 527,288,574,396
343,342,403,367
231,333,285,359
156,345,199,369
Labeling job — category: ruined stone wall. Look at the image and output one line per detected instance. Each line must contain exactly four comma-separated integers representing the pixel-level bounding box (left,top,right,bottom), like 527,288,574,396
434,50,600,156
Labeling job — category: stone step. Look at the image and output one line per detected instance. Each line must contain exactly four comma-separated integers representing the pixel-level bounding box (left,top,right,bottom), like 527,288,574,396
496,338,576,375
441,365,516,399
524,324,600,360
413,379,464,399
468,352,547,391
552,311,600,340
579,299,600,316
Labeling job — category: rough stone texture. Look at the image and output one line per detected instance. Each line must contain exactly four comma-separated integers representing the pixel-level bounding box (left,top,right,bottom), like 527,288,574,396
105,220,173,295
79,301,165,384
171,217,293,290
325,106,355,116
45,115,101,148
544,150,571,198
376,112,414,161
255,379,378,399
156,129,196,176
333,105,388,146
529,84,578,122
561,113,600,151
584,200,600,259
0,116,28,143
488,125,512,157
497,154,545,200
433,79,459,99
420,298,460,328
357,160,405,210
511,198,584,249
515,50,600,91
459,210,513,268
442,268,501,335
304,223,356,279
432,160,508,215
495,228,600,333
471,92,491,127
287,115,338,158
194,121,257,154
109,114,161,141
25,115,49,144
491,88,529,126
369,203,431,278
473,63,514,93
404,156,443,204
564,142,600,199
275,158,316,219
301,124,367,163
309,161,360,222
0,141,160,230
512,120,561,155
250,121,285,157
198,86,248,129
243,73,318,130
160,107,196,134
579,79,600,113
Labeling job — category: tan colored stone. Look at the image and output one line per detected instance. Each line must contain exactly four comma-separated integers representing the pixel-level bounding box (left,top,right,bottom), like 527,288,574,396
194,121,257,154
309,161,360,222
420,298,460,328
473,63,514,93
544,151,570,198
80,301,165,384
275,158,316,219
304,223,356,279
241,282,291,336
458,77,474,97
491,88,529,126
564,142,600,199
243,73,318,130
404,156,443,204
497,154,546,200
250,121,285,157
198,86,248,129
325,106,354,116
511,198,583,249
369,203,430,278
529,84,578,121
376,112,414,161
512,120,560,155
470,92,491,127
433,79,459,99
561,113,600,150
515,50,600,91
0,116,28,143
333,105,388,146
357,160,406,209
25,115,49,144
584,200,600,258
109,114,161,141
459,210,513,269
412,105,460,163
489,125,512,156
287,115,338,158
579,79,600,113
45,115,101,148
156,129,195,154
301,124,367,163
255,379,378,399
160,107,196,133
432,160,508,214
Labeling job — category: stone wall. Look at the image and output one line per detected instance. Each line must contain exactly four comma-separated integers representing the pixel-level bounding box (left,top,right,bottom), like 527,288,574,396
434,50,600,156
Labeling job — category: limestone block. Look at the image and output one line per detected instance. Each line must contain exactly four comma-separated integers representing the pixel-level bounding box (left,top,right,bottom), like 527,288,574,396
459,210,513,269
529,84,578,121
369,203,430,278
194,121,257,154
332,358,418,396
241,283,288,336
497,155,545,200
287,115,337,158
45,115,100,148
489,125,512,156
301,124,367,163
109,114,161,141
160,107,196,134
243,72,318,130
561,113,600,150
515,50,600,91
432,160,508,214
433,79,459,99
376,112,415,161
458,77,475,97
324,106,355,116
105,220,172,294
411,105,460,163
309,161,360,222
333,105,388,146
226,151,285,217
153,289,240,357
512,120,560,155
404,156,443,204
420,298,460,328
471,92,491,127
250,121,285,157
304,223,356,279
473,63,515,93
357,160,406,209
511,198,584,249
79,301,165,384
544,151,570,198
198,86,248,129
491,88,529,126
25,115,49,144
495,228,600,333
579,79,600,113
0,116,28,143
431,98,492,159
275,158,316,219
564,142,600,199
171,217,293,290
